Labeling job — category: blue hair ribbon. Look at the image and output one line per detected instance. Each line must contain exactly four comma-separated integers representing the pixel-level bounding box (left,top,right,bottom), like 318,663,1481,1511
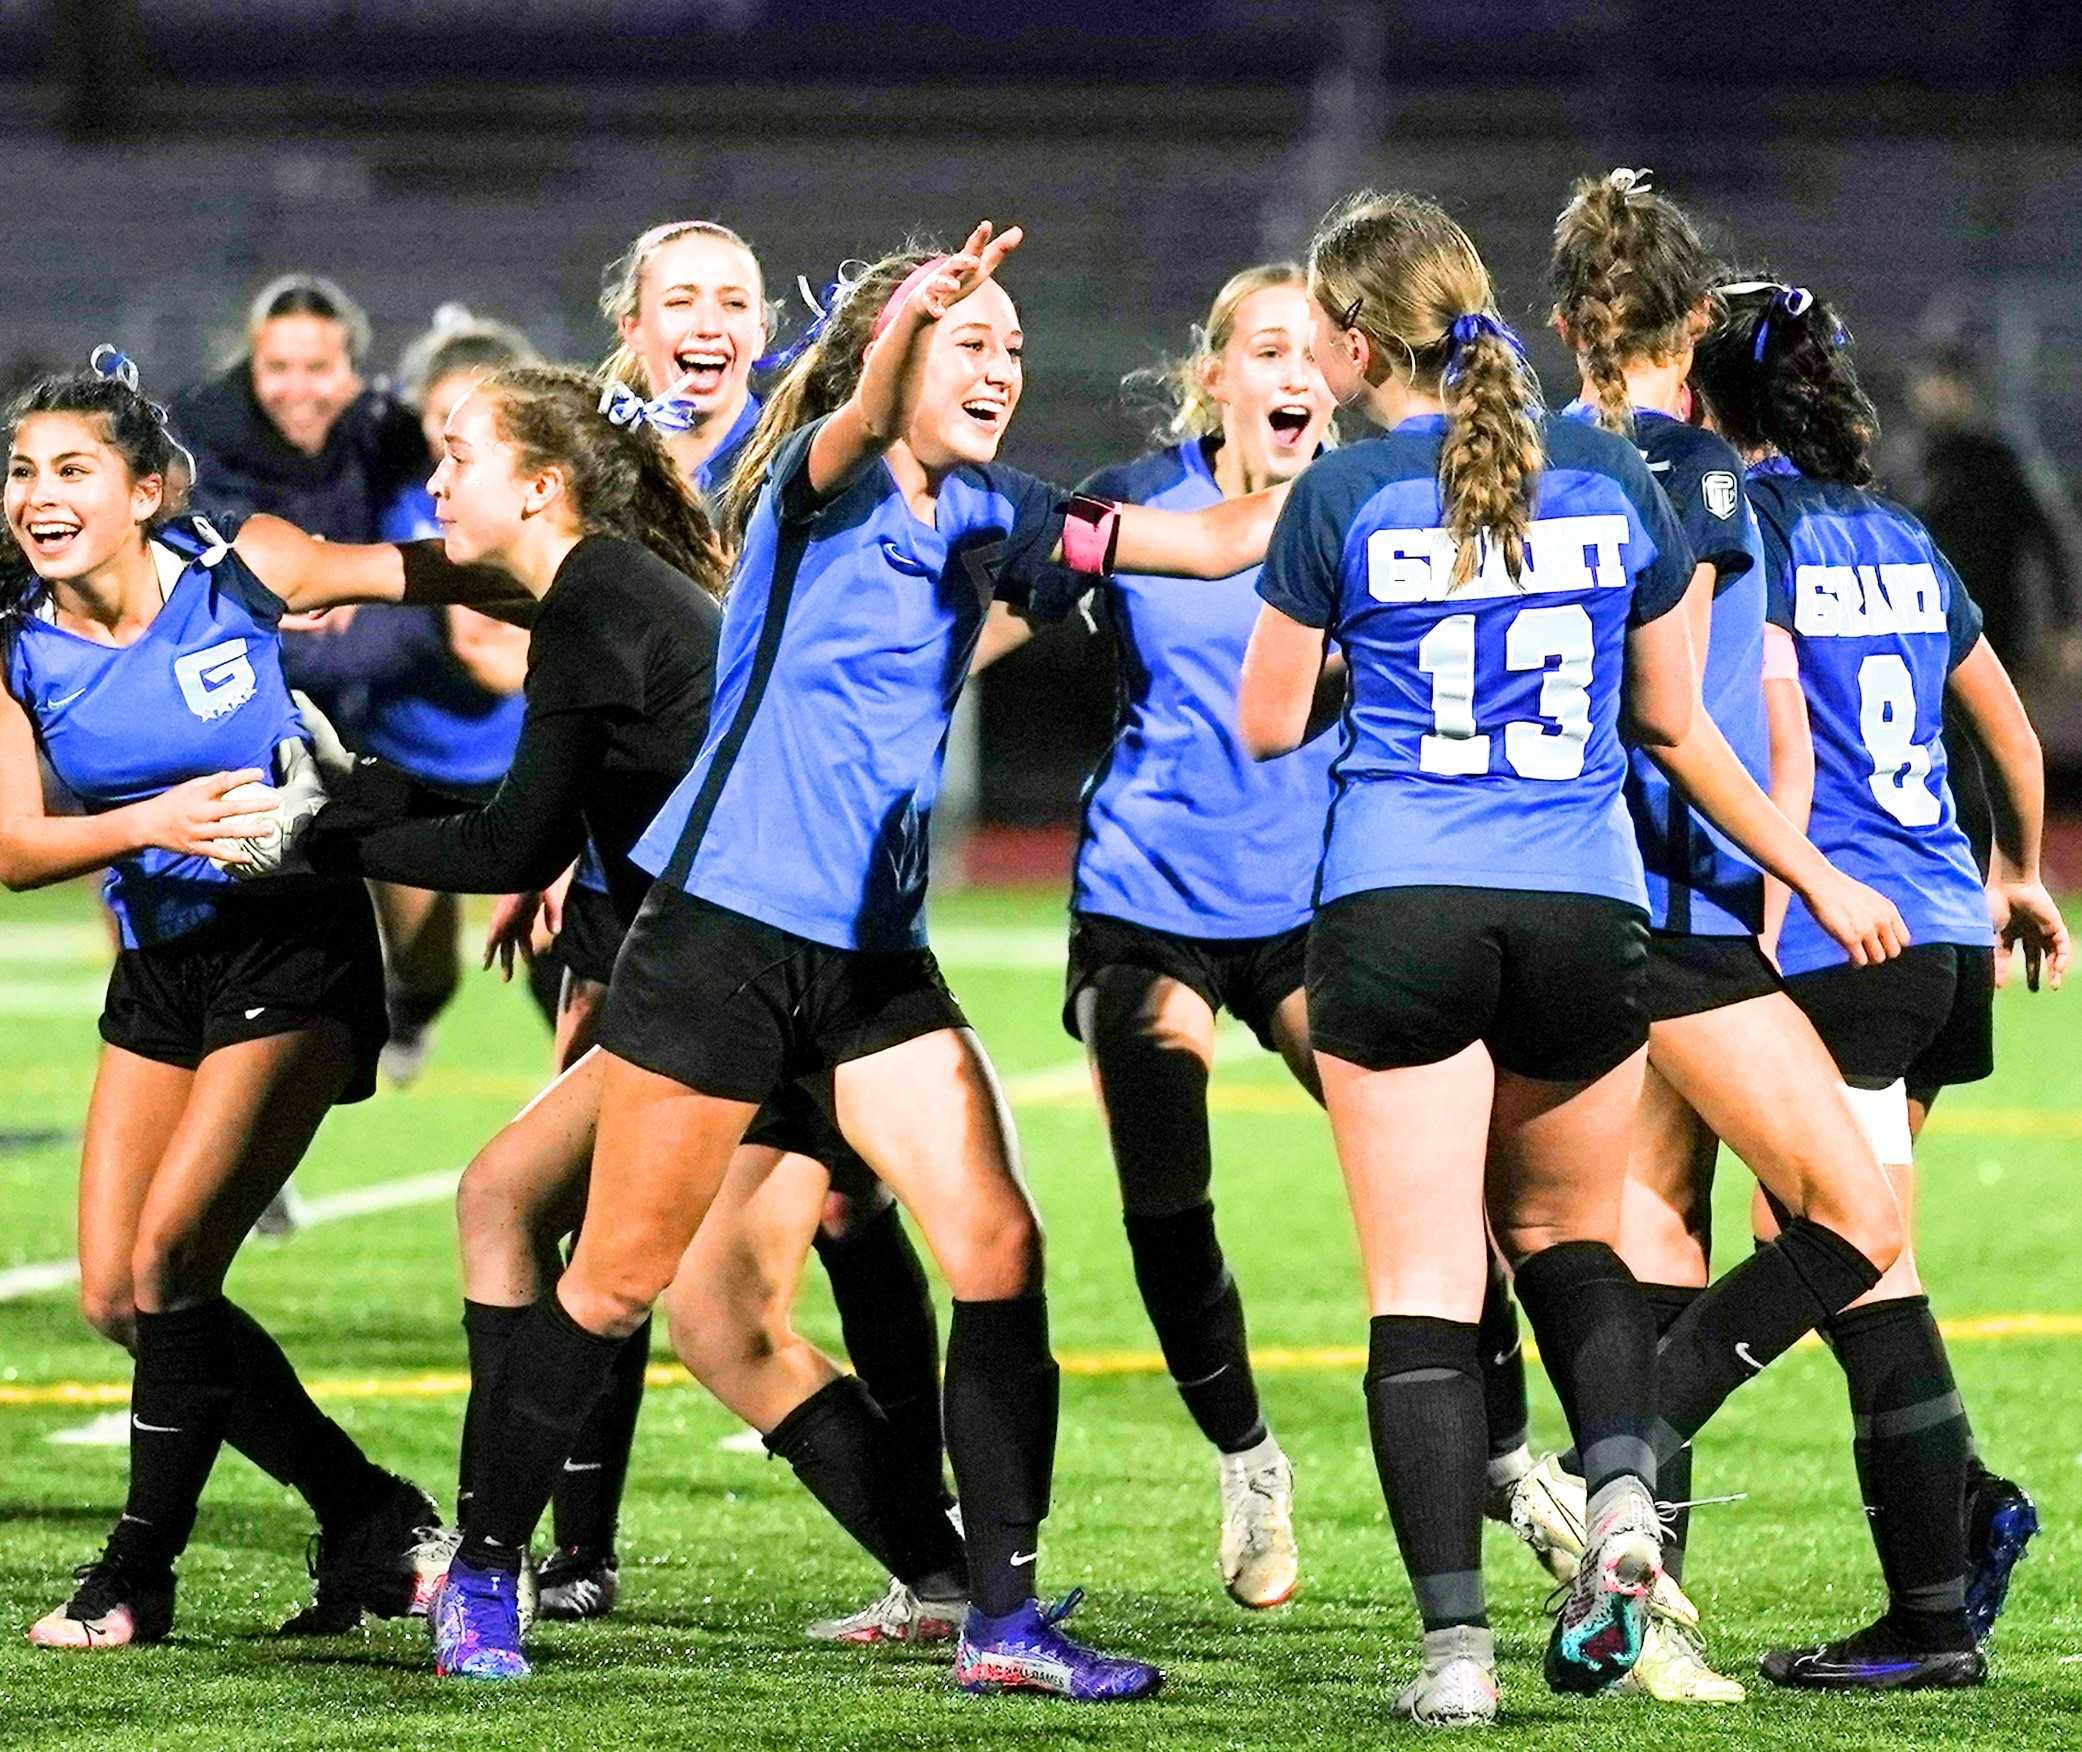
598,380,698,434
89,344,140,390
1721,282,1816,362
1443,312,1528,386
752,263,875,373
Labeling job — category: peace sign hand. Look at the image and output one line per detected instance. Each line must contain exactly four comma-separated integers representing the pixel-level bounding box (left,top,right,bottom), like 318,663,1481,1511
912,220,1025,321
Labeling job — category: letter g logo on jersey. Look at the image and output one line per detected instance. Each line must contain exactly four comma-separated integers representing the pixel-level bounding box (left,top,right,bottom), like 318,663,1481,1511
172,638,257,722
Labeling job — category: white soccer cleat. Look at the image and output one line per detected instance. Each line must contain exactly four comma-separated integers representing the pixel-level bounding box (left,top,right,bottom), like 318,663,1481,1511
1218,1436,1299,1609
1544,1484,1663,1694
1613,1615,1746,1704
1394,1624,1501,1727
805,1577,967,1645
1505,1452,1586,1584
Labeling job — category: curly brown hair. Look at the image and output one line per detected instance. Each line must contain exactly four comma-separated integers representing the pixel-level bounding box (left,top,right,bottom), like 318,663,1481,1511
1694,282,1877,486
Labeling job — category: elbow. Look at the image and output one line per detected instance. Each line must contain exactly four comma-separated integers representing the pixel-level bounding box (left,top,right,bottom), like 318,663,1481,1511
1239,713,1299,763
1628,691,1694,752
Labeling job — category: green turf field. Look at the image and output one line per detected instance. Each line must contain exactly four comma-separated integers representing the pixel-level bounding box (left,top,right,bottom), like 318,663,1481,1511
1,878,2076,1749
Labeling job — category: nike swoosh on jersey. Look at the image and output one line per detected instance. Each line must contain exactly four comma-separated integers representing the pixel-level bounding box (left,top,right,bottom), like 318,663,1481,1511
45,687,88,709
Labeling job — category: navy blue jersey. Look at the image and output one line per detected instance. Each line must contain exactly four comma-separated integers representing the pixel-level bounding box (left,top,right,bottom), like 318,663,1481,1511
633,418,1065,950
1072,440,1333,938
1748,459,1990,973
6,515,307,947
1257,414,1694,911
1565,405,1770,935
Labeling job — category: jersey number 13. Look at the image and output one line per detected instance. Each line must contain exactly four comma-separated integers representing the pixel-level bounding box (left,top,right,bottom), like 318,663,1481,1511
1416,605,1593,780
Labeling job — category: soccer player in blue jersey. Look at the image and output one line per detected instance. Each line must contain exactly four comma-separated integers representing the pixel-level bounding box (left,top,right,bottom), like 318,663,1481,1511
1695,279,2069,1691
1495,170,1917,1703
3,360,463,1648
430,223,1287,1694
1236,192,1909,1725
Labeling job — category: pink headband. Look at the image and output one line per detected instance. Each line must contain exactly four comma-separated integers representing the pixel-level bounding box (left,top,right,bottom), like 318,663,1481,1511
870,256,953,341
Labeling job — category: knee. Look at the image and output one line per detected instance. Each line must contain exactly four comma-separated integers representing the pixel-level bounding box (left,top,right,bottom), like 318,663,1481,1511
563,1248,674,1340
667,1279,788,1388
936,1201,1042,1301
1830,1197,1905,1277
129,1219,210,1311
79,1284,137,1351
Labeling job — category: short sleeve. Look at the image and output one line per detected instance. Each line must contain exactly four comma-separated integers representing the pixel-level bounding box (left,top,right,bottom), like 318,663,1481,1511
1661,434,1753,594
963,463,1073,619
524,568,647,720
1256,464,1349,629
1625,472,1697,626
768,420,829,527
1752,501,1797,632
1940,552,1986,671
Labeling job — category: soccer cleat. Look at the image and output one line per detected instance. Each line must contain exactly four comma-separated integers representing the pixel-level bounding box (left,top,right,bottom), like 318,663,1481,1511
28,1552,175,1650
404,1527,538,1629
1964,1469,2038,1642
379,1024,438,1088
806,1576,967,1644
1759,1613,1987,1691
536,1545,620,1621
954,1591,1162,1701
1613,1616,1746,1704
277,1472,443,1634
1218,1437,1299,1609
430,1558,531,1680
1393,1624,1501,1726
1505,1453,1585,1585
1543,1485,1662,1694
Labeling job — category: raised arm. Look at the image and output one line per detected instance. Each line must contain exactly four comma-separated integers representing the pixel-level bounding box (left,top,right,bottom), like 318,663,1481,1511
230,517,532,617
1947,635,2069,990
0,684,266,888
805,221,1024,502
1108,483,1291,581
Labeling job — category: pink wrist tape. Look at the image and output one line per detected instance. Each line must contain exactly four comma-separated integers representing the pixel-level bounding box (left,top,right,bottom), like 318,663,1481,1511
1061,493,1121,576
1762,623,1798,681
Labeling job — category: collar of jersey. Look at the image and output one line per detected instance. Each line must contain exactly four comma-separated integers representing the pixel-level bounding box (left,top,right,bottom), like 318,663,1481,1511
1390,413,1449,435
1748,453,1801,478
26,543,186,646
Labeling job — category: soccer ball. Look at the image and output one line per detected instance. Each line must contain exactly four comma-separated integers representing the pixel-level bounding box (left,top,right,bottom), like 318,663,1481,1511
206,778,284,876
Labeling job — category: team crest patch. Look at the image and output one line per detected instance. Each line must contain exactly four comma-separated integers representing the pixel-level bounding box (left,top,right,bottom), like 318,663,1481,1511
1702,471,1738,520
173,638,258,721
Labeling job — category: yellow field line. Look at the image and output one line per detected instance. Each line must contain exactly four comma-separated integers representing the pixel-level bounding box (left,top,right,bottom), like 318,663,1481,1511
4,1312,2078,1411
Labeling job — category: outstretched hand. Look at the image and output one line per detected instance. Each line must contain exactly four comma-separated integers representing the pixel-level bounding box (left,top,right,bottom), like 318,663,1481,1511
911,220,1024,321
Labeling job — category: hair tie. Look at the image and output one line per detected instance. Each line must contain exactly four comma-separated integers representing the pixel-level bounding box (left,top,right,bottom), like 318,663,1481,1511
1606,167,1654,197
1443,312,1528,386
752,262,875,373
89,345,140,390
1750,285,1815,362
598,380,698,434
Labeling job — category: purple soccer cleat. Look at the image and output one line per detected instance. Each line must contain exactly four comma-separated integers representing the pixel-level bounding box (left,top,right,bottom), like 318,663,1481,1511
953,1589,1162,1702
431,1556,531,1680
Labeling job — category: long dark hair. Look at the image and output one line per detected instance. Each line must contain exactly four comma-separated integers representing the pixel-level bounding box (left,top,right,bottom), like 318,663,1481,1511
717,244,941,550
1693,281,1878,487
474,365,726,598
3,367,195,658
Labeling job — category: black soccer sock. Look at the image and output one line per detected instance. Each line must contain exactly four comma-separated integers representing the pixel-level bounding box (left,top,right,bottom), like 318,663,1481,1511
458,1300,530,1522
1513,1241,1657,1499
944,1296,1058,1617
457,1292,623,1574
764,1373,966,1596
1652,1216,1882,1463
386,981,450,1041
550,1316,650,1554
1640,1282,1703,1580
1825,1295,1974,1642
1122,1203,1265,1454
1364,1316,1488,1631
1475,1261,1529,1460
219,1301,389,1531
114,1300,240,1571
814,1202,952,1509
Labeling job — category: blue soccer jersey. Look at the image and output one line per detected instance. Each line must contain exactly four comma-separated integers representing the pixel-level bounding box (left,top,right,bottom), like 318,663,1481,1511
633,418,1065,950
1256,413,1694,911
1748,459,1991,974
1071,440,1335,939
1564,406,1770,935
6,514,308,947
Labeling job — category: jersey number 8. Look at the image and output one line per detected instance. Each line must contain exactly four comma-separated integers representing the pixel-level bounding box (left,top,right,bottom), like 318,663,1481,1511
1858,653,1941,827
1416,604,1594,780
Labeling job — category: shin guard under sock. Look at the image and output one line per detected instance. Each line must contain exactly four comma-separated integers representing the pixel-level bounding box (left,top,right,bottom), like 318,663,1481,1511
458,1292,623,1573
1364,1316,1488,1631
458,1300,530,1522
1513,1241,1657,1499
1825,1295,1973,1639
814,1202,952,1509
116,1300,240,1570
1123,1203,1265,1454
220,1301,388,1530
944,1296,1058,1616
1652,1216,1881,1463
550,1316,651,1553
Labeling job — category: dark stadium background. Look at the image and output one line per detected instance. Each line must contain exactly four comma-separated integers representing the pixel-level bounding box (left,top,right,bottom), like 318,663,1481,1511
5,0,2079,857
